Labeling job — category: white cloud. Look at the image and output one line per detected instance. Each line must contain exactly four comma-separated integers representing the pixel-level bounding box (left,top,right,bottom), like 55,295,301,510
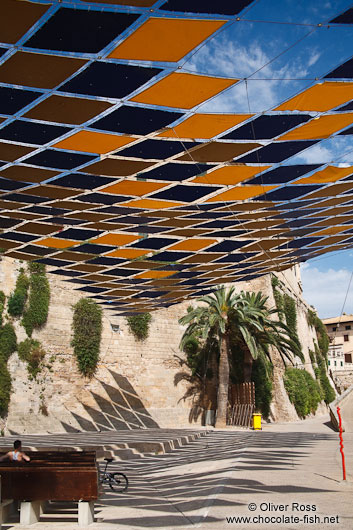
301,264,353,319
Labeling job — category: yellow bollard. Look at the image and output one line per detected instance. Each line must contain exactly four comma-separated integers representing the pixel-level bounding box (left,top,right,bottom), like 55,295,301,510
252,413,262,430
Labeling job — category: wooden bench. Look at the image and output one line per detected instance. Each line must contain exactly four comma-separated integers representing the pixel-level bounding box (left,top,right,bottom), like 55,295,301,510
0,451,98,527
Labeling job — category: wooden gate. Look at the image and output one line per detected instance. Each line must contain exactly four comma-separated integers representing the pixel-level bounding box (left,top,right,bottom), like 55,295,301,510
227,382,255,427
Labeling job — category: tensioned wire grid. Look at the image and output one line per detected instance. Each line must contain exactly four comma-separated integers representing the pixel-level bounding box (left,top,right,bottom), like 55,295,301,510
0,0,353,314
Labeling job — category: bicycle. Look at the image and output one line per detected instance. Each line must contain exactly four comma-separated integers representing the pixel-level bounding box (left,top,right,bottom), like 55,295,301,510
100,458,128,493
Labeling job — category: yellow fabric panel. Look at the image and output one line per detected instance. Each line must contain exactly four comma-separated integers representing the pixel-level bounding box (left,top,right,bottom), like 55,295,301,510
158,113,253,139
135,270,177,279
109,17,225,62
90,234,141,246
275,82,353,111
34,238,77,248
191,165,270,184
130,72,238,109
295,165,353,184
169,239,217,251
102,180,168,196
106,249,149,259
205,185,277,202
123,199,182,209
278,113,353,140
53,131,136,154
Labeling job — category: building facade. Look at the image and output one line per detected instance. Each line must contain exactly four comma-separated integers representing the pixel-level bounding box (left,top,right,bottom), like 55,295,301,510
323,315,353,372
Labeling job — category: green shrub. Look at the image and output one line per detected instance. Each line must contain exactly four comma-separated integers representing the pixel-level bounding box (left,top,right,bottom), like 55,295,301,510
0,323,17,362
7,271,29,317
18,338,46,379
252,357,273,419
126,313,152,341
284,367,322,418
0,291,5,326
314,346,336,404
0,360,11,417
21,264,50,336
71,298,102,377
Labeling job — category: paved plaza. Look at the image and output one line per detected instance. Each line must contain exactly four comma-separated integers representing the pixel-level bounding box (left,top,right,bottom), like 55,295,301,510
1,414,352,530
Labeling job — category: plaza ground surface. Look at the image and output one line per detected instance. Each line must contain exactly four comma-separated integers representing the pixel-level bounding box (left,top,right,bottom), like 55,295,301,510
1,414,352,530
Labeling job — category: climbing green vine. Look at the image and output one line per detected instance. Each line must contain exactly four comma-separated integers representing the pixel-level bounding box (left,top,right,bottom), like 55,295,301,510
126,313,152,341
7,269,29,317
71,298,102,377
284,367,322,418
18,338,46,380
0,322,17,417
22,262,50,336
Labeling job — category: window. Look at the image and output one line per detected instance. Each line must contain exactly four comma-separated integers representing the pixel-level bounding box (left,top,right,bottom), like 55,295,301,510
332,327,337,331
334,360,337,366
345,325,351,330
345,353,352,364
328,360,331,366
341,361,343,367
344,335,349,342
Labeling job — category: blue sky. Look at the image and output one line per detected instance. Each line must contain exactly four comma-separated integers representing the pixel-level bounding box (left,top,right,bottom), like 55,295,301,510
180,0,353,319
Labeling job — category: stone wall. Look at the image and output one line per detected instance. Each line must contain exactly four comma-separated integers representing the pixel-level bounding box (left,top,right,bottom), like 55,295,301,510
0,257,331,434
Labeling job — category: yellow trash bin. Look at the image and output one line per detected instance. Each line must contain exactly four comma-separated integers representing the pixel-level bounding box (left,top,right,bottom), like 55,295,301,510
253,413,262,430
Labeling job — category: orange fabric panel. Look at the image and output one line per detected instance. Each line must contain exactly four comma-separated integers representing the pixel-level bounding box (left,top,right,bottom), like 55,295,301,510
205,185,277,202
90,234,141,246
34,238,78,248
53,131,136,154
278,113,353,140
135,270,177,279
102,180,168,196
109,17,225,62
123,199,182,209
130,72,237,109
169,239,217,251
295,165,353,184
106,249,149,259
158,113,253,139
311,226,353,236
275,82,353,111
192,165,270,184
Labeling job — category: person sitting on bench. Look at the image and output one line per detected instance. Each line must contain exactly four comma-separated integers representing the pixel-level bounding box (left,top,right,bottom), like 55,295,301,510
0,439,30,462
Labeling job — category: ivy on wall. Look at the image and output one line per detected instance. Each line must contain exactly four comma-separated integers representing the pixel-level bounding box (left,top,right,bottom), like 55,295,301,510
7,269,29,317
18,338,46,380
126,313,152,341
71,298,102,377
271,275,300,345
0,291,5,326
284,367,322,418
22,262,50,337
0,322,17,417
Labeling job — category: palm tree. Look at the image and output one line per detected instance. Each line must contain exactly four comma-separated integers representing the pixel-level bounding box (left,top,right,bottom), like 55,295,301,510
179,286,241,428
179,287,303,428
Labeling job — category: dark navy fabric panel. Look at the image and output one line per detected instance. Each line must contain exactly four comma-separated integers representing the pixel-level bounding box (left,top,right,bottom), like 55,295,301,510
325,57,353,78
52,173,115,189
160,0,252,15
56,228,102,240
236,141,319,163
0,120,70,144
0,178,29,191
151,184,219,202
0,87,41,115
77,193,129,204
335,100,353,111
329,8,353,23
141,162,213,181
60,63,162,99
247,164,322,184
253,184,321,201
339,125,353,135
205,240,253,252
25,8,140,53
91,106,183,135
25,149,96,169
132,237,178,249
117,139,199,160
222,115,311,140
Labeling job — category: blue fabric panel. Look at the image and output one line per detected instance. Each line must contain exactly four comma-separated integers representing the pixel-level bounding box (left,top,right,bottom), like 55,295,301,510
1,193,48,204
141,162,214,181
76,193,129,204
325,57,353,78
145,251,190,261
0,87,41,115
56,228,102,240
60,63,162,99
69,243,116,254
205,240,253,252
91,106,183,135
116,139,199,159
339,125,353,135
0,217,22,228
247,164,322,184
160,0,252,15
335,100,353,111
222,114,311,140
52,173,115,189
253,184,322,201
236,141,319,163
0,120,70,144
0,178,29,191
329,8,353,23
151,184,219,202
132,237,178,249
25,8,140,53
24,149,96,169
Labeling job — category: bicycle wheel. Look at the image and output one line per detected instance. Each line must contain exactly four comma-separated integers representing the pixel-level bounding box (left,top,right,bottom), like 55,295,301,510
109,472,128,492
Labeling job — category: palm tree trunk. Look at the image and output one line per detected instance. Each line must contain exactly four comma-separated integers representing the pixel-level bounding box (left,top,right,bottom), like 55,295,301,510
243,348,253,382
215,333,230,428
